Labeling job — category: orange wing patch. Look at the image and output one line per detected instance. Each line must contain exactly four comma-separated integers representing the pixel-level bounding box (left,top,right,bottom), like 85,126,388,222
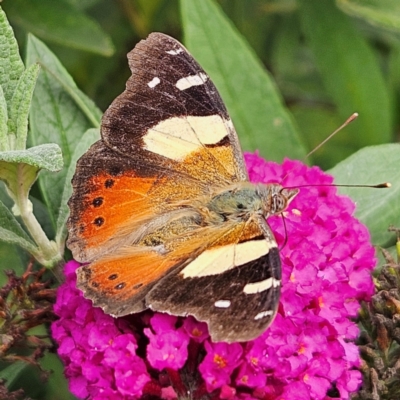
175,144,239,184
76,248,179,316
68,171,162,262
67,140,216,263
85,173,158,234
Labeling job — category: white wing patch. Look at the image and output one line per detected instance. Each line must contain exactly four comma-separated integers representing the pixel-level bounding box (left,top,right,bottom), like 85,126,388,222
243,277,280,294
254,310,274,320
181,239,274,279
147,77,160,88
143,115,229,160
166,48,183,55
214,300,231,308
176,72,208,91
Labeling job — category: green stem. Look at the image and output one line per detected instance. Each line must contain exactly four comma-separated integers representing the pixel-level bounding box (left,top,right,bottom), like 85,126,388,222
16,165,61,267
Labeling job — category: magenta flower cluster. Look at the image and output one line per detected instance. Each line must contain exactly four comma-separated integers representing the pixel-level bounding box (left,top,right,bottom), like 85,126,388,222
52,155,376,399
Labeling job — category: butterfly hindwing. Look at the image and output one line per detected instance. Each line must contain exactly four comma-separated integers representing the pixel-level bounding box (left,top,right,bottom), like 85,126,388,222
76,213,281,343
75,220,236,317
147,216,281,343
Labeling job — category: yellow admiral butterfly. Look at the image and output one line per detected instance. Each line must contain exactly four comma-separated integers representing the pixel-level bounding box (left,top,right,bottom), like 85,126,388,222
67,33,298,342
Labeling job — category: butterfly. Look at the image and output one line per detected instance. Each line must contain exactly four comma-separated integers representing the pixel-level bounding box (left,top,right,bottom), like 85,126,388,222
67,32,298,343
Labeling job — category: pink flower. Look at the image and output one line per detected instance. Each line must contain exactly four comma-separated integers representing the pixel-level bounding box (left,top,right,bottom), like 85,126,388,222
199,341,243,391
52,155,375,399
144,314,190,370
51,261,150,399
183,316,209,342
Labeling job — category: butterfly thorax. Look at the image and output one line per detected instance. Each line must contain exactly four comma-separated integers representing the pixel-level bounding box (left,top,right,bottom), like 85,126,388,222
205,183,298,224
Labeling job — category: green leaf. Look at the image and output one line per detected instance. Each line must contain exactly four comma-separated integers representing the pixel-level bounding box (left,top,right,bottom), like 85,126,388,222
0,199,37,253
0,148,62,266
0,144,63,207
56,128,99,248
337,0,400,32
0,163,35,205
66,0,101,10
26,35,101,230
40,353,79,400
0,242,25,286
0,181,12,208
5,0,115,56
0,6,24,110
329,143,400,246
0,144,63,171
0,361,28,388
388,45,400,94
298,0,393,155
9,63,40,150
180,0,307,162
26,35,102,129
0,85,8,151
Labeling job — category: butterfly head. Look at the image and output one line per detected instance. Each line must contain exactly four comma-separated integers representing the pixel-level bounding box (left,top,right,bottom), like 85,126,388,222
256,184,299,217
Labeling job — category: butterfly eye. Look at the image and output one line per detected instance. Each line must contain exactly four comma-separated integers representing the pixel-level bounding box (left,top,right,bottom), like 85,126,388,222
272,195,286,213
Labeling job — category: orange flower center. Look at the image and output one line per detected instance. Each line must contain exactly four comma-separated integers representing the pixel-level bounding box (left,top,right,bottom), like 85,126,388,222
213,354,227,368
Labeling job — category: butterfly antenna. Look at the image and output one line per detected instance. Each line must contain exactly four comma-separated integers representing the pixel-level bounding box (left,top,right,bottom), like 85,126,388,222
305,112,359,160
282,112,391,190
285,182,391,190
280,113,358,182
279,212,289,251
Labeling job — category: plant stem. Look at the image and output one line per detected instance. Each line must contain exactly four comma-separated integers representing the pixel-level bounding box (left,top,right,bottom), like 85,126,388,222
16,165,61,267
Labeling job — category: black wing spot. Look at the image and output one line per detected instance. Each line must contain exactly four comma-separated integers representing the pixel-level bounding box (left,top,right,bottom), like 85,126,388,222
94,217,105,227
133,283,143,290
108,274,118,280
92,197,104,207
115,282,126,290
105,179,114,188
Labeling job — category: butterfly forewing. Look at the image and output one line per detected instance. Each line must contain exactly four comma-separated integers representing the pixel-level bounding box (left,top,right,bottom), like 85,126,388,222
102,32,248,183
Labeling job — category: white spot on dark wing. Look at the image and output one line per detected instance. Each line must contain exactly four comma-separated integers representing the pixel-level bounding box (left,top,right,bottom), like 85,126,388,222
147,77,160,88
254,310,273,320
243,277,280,294
166,48,183,55
181,239,273,279
214,300,231,308
176,72,208,91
